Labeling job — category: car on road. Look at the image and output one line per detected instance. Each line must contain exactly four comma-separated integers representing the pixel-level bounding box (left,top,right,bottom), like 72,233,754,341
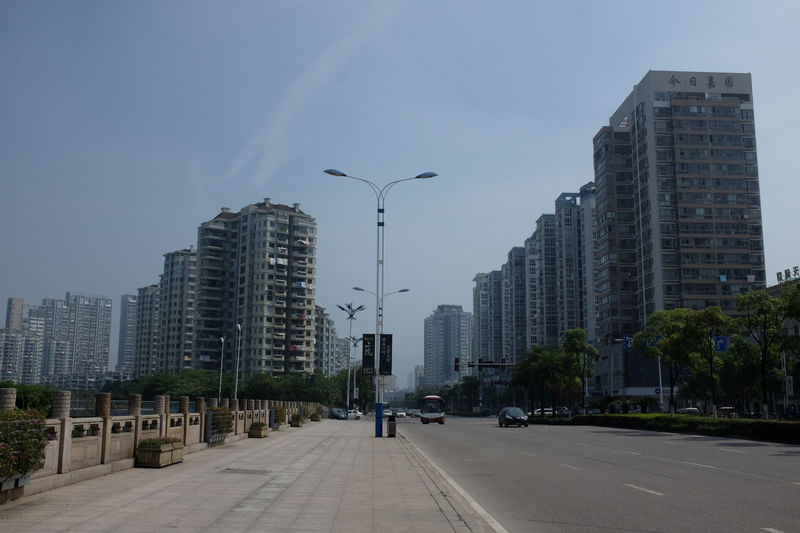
394,410,407,418
347,409,362,420
498,406,528,427
330,408,346,420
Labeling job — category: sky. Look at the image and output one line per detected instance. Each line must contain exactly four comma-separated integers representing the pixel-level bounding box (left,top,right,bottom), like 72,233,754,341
2,1,800,388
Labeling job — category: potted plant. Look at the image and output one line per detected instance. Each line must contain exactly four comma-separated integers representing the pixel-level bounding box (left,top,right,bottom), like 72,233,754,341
0,408,48,494
248,421,268,438
135,437,183,468
290,413,303,427
205,406,232,445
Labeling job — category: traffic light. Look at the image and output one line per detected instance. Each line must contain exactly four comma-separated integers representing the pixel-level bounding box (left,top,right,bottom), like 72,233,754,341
454,357,460,372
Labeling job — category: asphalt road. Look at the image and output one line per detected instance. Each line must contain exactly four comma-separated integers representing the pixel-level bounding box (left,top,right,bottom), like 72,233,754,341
397,415,800,533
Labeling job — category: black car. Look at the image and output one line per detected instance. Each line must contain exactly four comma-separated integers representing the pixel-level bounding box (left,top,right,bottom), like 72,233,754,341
498,406,528,427
330,408,346,420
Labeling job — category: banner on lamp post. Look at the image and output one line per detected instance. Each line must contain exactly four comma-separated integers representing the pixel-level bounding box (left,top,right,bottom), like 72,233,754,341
362,334,375,375
379,334,392,376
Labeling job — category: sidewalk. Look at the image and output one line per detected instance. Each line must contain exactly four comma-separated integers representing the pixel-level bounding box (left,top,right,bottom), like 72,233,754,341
0,418,496,532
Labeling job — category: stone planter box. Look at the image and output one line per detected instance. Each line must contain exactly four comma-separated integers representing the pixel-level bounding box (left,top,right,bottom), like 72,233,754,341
135,442,184,468
0,472,30,492
248,425,268,438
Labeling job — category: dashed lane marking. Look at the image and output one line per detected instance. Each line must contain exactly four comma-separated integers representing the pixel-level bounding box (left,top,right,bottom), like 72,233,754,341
624,484,664,496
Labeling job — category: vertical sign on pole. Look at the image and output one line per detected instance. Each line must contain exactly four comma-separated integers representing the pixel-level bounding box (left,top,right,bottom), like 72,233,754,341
379,334,393,376
362,334,375,375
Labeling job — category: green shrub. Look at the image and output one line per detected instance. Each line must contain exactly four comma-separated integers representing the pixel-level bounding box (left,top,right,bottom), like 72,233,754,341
310,413,321,422
138,437,181,448
0,408,48,478
211,407,233,434
274,405,286,425
249,421,266,430
290,413,303,427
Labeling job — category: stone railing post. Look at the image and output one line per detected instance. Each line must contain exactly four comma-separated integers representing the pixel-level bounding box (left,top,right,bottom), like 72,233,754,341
153,395,166,438
0,388,16,412
95,393,111,464
128,394,142,451
221,398,229,409
53,390,72,474
180,396,189,444
196,397,206,443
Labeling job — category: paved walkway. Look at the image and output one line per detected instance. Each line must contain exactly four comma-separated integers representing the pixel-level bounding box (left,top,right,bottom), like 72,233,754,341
0,418,496,532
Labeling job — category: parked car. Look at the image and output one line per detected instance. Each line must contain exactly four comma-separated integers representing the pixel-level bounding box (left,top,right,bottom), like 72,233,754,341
330,408,346,420
498,406,528,427
394,410,407,418
347,409,362,420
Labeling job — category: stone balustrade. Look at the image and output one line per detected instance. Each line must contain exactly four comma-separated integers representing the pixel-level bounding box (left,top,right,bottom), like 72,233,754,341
0,387,325,502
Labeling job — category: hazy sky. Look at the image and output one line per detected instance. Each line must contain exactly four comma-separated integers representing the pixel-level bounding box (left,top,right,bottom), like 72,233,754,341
2,1,800,387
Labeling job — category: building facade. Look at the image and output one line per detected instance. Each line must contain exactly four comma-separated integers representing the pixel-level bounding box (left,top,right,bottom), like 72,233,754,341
592,70,766,394
194,199,317,378
424,304,473,388
159,248,197,374
116,294,137,376
134,284,160,378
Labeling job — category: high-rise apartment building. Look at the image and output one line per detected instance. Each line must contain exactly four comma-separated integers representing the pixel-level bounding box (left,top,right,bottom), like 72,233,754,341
579,183,598,344
526,215,559,347
134,284,160,378
592,70,765,394
159,248,197,373
554,194,584,336
314,305,338,376
5,298,24,331
501,247,527,364
64,292,112,377
424,304,473,388
472,271,503,369
194,199,317,377
116,294,137,376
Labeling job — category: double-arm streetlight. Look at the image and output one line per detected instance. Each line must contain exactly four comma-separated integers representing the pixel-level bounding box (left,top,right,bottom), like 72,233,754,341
337,303,366,419
353,287,409,335
325,168,436,437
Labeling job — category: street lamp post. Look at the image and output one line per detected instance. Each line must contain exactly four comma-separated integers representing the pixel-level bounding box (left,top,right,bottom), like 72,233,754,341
353,287,409,405
325,168,436,437
234,324,242,402
337,303,366,419
217,336,225,403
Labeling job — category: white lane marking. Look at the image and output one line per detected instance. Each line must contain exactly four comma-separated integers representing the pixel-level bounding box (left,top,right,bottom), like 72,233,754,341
793,482,800,486
618,449,643,456
661,441,677,445
522,451,537,458
720,448,746,454
681,461,717,469
761,528,786,533
624,483,664,496
560,463,582,471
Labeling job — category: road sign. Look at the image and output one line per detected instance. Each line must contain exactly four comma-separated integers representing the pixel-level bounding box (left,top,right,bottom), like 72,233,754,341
362,334,375,375
623,335,633,349
714,335,729,352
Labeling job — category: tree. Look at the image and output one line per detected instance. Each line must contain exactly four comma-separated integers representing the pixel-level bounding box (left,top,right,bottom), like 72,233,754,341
692,307,736,417
736,290,791,417
513,345,566,416
561,329,599,414
634,308,696,415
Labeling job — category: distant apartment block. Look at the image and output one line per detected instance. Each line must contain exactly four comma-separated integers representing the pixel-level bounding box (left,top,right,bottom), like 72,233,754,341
134,284,160,378
424,305,473,388
159,248,197,373
314,305,338,376
116,294,137,376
